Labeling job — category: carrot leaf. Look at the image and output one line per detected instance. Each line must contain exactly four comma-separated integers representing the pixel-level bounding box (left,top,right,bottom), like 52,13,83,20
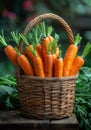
0,30,7,47
74,33,82,46
40,22,46,37
47,26,53,36
19,33,29,46
15,47,20,56
81,42,91,59
27,32,33,42
58,50,62,58
11,31,20,45
47,43,51,55
40,22,53,37
34,27,39,43
32,27,40,44
54,33,59,43
51,39,57,54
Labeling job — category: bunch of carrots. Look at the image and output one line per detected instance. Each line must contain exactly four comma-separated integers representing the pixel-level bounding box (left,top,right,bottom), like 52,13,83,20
0,22,91,78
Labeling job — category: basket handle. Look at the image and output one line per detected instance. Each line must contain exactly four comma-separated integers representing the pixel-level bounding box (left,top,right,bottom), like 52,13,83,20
19,13,74,52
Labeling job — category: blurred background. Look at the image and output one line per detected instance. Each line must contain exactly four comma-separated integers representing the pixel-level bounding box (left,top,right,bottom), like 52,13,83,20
0,0,91,74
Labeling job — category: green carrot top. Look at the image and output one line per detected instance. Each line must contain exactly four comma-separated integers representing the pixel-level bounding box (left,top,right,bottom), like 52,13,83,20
19,33,29,46
74,33,82,46
0,30,7,47
40,22,53,37
27,26,42,44
58,50,62,58
11,31,20,46
81,42,91,59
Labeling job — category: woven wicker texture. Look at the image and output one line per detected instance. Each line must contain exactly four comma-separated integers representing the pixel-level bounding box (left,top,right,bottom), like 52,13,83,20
17,75,78,119
16,13,77,119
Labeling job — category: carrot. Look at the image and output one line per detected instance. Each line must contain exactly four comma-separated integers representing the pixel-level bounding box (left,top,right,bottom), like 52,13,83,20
48,33,59,43
45,34,58,77
63,33,82,76
26,44,36,62
45,54,53,77
17,54,34,76
48,37,60,76
32,49,45,77
41,37,50,59
33,56,45,77
36,44,43,59
15,48,34,75
40,22,54,59
45,44,54,77
50,33,60,58
19,33,39,62
31,27,44,61
48,35,54,42
52,53,57,65
26,26,45,77
55,46,60,57
69,43,91,76
54,51,63,77
50,40,58,65
0,31,17,66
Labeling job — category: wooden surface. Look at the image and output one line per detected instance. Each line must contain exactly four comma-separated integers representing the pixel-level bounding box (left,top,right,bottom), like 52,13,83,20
0,110,79,130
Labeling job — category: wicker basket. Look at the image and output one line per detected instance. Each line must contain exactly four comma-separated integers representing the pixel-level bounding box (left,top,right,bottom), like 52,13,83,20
16,13,78,119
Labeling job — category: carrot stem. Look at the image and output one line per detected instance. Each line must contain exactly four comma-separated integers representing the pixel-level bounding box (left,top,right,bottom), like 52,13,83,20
19,33,29,46
51,39,57,54
74,33,82,46
0,30,7,47
15,47,20,56
40,22,53,37
81,42,91,59
40,22,46,37
47,26,53,36
11,31,20,46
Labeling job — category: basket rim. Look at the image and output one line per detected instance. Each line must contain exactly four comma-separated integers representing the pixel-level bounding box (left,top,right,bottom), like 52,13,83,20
19,73,78,81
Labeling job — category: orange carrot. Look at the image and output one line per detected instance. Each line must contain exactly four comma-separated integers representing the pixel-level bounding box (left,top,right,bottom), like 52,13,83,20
41,37,50,59
25,44,36,62
49,39,60,76
31,26,44,61
26,29,45,77
0,31,17,66
63,34,82,76
69,56,84,76
48,35,54,42
4,45,18,66
41,35,54,56
19,33,39,63
54,51,63,77
33,56,45,77
17,53,34,76
36,44,43,60
45,48,54,77
40,22,53,59
69,43,91,76
55,46,60,57
50,33,60,58
52,53,57,65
